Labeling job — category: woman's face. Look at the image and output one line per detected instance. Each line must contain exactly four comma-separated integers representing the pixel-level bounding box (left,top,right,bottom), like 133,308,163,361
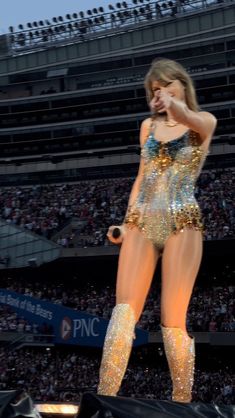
151,79,186,102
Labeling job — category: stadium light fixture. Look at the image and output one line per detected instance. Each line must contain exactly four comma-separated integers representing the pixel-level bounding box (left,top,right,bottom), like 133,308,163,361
66,14,71,19
99,7,104,12
93,8,98,13
17,32,25,45
72,13,78,19
45,19,51,25
79,20,88,33
18,24,24,30
145,3,152,17
58,16,64,22
33,21,38,27
52,17,58,23
124,10,130,17
27,22,32,28
9,34,15,43
117,10,125,22
122,1,128,7
108,4,115,10
39,20,44,26
87,9,92,15
9,26,14,33
41,29,49,41
79,11,85,18
116,2,122,7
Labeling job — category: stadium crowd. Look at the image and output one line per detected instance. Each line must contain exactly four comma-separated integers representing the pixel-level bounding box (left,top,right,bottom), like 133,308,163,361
0,305,53,335
0,168,234,246
0,346,233,405
1,276,234,332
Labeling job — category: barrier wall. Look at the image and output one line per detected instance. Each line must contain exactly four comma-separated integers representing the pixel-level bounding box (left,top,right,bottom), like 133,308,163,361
0,289,148,347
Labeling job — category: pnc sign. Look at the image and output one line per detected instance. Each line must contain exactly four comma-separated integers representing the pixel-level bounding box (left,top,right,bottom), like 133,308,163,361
60,317,72,340
60,316,100,341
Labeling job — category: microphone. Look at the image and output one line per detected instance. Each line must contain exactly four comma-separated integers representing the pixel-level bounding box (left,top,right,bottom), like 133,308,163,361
112,227,121,239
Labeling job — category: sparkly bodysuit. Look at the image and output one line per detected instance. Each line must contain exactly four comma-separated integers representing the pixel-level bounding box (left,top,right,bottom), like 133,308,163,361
124,128,206,251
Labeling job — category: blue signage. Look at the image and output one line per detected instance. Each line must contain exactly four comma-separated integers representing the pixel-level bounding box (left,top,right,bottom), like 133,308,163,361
0,289,148,347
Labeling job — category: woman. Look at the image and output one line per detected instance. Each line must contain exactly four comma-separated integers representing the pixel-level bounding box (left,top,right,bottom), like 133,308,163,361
97,58,217,402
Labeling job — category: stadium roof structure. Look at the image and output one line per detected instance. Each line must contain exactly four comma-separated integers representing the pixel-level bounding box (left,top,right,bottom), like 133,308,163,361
2,0,228,55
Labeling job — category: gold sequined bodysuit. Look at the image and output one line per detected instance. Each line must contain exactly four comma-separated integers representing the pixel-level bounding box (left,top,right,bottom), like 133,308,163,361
124,129,206,251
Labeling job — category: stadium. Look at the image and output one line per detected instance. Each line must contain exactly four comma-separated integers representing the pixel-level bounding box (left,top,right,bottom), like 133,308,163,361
0,0,234,417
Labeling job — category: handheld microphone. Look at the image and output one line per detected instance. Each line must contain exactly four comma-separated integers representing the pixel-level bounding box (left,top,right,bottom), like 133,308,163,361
112,227,121,239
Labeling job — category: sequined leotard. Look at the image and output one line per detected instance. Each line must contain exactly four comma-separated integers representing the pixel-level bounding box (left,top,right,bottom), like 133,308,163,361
124,128,206,251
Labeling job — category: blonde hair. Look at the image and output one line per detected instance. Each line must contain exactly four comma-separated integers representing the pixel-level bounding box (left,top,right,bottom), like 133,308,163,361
144,58,199,112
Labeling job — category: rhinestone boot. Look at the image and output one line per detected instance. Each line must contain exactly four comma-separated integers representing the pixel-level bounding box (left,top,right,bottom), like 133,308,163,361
161,325,195,402
97,303,136,396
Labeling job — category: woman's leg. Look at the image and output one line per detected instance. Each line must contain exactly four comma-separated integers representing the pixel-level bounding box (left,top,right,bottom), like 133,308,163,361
98,226,160,396
116,227,160,322
161,229,203,402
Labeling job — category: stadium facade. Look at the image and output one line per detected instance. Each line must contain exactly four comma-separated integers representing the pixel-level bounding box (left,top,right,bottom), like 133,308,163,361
0,0,234,186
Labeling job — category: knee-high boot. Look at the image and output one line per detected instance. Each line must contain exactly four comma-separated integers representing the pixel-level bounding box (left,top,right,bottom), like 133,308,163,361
161,325,195,403
97,303,136,396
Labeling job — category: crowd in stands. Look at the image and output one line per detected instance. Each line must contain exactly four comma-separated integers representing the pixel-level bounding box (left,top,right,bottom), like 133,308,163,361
0,305,53,335
0,346,233,404
0,168,234,245
2,276,234,333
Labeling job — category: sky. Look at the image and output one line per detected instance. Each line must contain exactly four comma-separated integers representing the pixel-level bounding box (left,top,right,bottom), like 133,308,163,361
0,0,116,33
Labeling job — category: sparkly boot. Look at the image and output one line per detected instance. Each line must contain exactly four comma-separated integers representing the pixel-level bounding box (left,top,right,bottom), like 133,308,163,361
161,325,195,403
97,303,136,396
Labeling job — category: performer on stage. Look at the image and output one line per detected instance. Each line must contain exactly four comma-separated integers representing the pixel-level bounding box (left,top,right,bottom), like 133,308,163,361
97,58,217,402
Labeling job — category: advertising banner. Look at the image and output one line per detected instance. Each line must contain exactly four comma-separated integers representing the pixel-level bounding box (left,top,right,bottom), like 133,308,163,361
0,289,148,347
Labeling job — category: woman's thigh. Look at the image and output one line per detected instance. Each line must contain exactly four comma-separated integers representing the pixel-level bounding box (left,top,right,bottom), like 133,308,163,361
161,229,203,330
116,227,160,322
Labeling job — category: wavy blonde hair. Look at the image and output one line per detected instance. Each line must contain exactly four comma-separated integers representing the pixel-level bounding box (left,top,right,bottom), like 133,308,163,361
144,58,199,112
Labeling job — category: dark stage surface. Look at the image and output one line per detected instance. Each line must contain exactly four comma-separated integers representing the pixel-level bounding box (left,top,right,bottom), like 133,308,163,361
0,390,234,418
78,392,235,418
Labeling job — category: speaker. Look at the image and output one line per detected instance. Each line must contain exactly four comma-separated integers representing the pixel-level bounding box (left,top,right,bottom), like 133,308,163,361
77,392,235,418
0,390,41,418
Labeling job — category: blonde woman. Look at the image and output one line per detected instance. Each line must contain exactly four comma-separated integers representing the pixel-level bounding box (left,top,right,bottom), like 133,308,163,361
97,59,217,402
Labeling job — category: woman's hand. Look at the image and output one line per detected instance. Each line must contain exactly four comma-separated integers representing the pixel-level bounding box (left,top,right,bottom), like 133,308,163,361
106,224,127,244
150,90,173,114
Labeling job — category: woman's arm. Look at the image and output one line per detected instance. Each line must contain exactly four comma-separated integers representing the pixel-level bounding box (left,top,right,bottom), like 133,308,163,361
106,118,151,242
153,90,217,142
169,100,217,142
123,118,151,218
